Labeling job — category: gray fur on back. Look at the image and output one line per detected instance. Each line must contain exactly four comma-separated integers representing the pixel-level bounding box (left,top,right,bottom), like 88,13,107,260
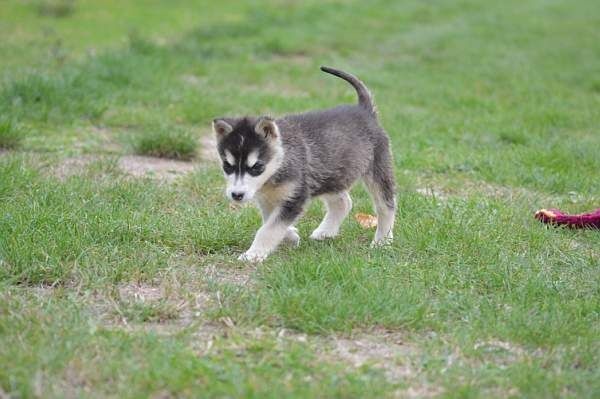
273,104,388,197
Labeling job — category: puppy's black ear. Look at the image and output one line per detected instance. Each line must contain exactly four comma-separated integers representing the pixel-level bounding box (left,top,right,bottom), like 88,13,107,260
255,116,279,140
212,118,233,137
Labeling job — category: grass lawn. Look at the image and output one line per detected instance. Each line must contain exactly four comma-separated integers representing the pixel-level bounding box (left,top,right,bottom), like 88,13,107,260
1,0,599,397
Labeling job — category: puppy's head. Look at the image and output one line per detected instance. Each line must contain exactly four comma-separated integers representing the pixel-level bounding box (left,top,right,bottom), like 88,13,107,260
212,116,283,203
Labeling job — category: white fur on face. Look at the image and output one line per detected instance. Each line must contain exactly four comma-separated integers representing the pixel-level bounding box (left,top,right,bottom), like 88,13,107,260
225,172,261,203
224,144,284,203
225,150,235,165
246,150,259,168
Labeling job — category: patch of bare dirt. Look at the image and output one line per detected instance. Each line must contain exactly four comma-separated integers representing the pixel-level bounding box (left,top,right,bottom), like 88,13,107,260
52,153,199,182
200,134,219,163
118,155,195,181
414,174,561,203
415,187,448,201
74,125,123,153
14,129,221,183
109,282,237,344
117,284,164,302
399,386,443,399
51,154,101,180
0,386,11,399
30,284,62,297
473,339,543,366
270,327,439,396
325,329,418,381
86,282,216,339
202,263,257,287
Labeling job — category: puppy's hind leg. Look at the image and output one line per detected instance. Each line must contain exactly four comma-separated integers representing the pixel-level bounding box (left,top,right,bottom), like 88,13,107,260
364,142,396,246
310,191,352,240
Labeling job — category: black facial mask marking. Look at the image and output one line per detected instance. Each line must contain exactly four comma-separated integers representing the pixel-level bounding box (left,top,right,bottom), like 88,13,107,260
223,161,235,175
222,158,265,177
217,118,273,179
246,161,265,177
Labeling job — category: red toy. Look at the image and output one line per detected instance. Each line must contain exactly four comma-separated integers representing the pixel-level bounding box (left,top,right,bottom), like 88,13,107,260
535,208,600,229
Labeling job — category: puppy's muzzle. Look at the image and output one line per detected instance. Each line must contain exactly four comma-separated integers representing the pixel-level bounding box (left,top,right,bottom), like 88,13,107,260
231,191,245,202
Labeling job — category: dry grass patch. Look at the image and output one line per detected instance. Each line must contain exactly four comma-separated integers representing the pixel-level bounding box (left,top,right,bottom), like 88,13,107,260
328,330,416,381
202,263,258,287
413,173,562,203
79,125,123,153
118,155,195,181
50,153,198,182
199,134,219,163
51,154,102,180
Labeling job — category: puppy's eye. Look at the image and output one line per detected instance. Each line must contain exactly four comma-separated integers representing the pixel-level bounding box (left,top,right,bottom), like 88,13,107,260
247,162,265,176
222,161,235,175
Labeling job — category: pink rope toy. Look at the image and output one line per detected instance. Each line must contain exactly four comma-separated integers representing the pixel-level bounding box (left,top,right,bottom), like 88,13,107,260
535,208,600,229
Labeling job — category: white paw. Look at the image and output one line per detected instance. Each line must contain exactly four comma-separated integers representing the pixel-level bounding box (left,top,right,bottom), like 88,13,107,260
309,228,338,240
284,227,301,247
238,250,268,263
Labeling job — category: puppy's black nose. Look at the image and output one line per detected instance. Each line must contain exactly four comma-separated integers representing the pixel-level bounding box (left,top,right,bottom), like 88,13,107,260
231,192,245,201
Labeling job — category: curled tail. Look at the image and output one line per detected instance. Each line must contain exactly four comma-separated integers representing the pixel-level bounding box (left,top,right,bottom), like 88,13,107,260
320,66,376,115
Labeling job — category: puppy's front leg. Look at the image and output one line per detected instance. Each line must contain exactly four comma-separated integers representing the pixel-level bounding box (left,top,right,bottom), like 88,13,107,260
239,195,306,262
256,196,300,247
238,220,289,262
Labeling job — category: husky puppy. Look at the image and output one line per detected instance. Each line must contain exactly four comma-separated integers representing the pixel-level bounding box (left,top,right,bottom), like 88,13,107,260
213,66,396,262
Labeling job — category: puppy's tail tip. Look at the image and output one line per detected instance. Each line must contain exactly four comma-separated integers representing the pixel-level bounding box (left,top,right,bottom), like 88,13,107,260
320,66,376,115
